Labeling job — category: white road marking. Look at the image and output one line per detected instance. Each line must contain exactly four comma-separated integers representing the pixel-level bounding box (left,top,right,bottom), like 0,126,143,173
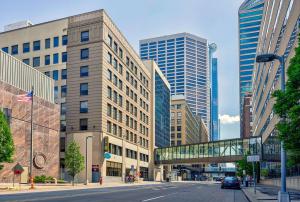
142,195,168,201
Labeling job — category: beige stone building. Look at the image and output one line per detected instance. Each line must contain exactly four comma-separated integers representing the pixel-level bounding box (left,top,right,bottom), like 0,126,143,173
0,10,154,183
170,95,208,146
252,0,299,173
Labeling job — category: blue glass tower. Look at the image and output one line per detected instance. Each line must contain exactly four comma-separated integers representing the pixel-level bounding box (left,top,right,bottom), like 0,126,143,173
211,58,219,141
238,0,264,114
140,33,209,127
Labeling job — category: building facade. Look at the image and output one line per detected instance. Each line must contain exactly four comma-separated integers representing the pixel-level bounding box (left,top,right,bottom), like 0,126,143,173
211,57,219,141
144,60,171,148
0,10,154,182
0,50,60,182
252,0,300,173
241,92,252,138
238,0,265,137
170,95,209,146
139,33,210,129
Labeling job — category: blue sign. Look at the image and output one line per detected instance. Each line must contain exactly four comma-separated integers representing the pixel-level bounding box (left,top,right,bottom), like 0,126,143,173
104,152,112,159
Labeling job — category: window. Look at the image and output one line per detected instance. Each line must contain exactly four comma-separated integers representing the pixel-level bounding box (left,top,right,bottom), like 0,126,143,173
113,75,118,86
81,48,89,60
22,58,30,65
61,69,67,80
62,52,68,62
33,40,40,51
33,57,40,67
11,45,18,55
54,86,58,99
2,47,8,53
106,161,122,177
45,38,50,49
108,35,112,46
61,85,67,98
119,48,123,58
107,121,112,133
118,95,123,106
44,71,50,77
177,140,181,145
107,104,112,117
107,52,112,64
53,36,59,47
80,83,88,96
53,70,59,81
23,43,30,53
107,69,112,81
62,35,68,45
45,55,50,65
60,137,65,152
60,121,66,132
80,118,88,130
81,31,89,42
119,64,123,75
107,86,112,99
61,103,66,115
53,53,59,64
177,126,181,131
113,42,118,53
80,66,89,77
113,58,117,69
80,101,88,113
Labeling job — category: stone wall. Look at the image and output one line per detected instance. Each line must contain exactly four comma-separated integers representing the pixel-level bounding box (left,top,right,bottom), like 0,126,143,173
0,81,60,182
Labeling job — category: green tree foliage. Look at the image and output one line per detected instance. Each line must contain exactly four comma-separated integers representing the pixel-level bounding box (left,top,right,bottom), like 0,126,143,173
273,35,300,166
0,110,14,170
65,141,84,184
236,154,253,177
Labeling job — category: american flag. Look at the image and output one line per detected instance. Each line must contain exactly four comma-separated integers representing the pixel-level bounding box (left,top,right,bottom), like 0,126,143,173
17,91,33,102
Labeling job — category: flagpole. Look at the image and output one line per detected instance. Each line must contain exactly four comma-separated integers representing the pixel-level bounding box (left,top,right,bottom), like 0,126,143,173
30,86,34,189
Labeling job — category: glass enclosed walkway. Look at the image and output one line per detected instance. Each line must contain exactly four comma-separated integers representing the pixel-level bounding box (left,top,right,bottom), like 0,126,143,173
154,137,262,165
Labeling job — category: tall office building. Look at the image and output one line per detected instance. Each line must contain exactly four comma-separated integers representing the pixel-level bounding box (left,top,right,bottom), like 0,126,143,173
139,33,210,128
238,0,265,137
144,60,171,148
0,10,154,182
252,0,299,174
211,58,219,141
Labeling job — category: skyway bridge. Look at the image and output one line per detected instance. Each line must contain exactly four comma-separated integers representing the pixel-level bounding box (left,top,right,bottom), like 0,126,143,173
154,137,280,165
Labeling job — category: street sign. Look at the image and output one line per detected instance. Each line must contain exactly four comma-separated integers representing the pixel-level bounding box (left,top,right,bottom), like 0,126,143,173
104,152,111,159
12,163,24,175
247,155,260,162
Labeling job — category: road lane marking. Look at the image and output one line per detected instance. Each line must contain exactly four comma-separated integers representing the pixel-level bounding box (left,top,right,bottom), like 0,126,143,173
142,195,169,201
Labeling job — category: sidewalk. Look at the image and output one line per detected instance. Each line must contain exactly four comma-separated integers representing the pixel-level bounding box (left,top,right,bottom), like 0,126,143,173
0,181,162,195
242,184,300,202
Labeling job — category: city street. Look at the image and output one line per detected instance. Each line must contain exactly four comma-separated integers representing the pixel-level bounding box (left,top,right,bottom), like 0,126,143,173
0,182,248,202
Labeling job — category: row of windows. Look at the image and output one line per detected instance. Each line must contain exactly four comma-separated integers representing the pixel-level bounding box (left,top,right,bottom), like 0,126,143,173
45,69,67,80
107,103,123,123
107,120,123,137
22,52,67,67
1,35,67,55
108,34,149,90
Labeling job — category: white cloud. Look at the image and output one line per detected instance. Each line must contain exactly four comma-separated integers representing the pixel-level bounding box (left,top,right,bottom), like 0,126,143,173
219,114,240,124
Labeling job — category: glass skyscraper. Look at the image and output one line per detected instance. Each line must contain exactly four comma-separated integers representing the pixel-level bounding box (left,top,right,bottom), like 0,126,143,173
211,58,219,141
238,0,264,112
140,33,209,127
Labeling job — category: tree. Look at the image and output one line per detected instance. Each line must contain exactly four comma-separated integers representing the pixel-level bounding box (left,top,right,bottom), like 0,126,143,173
0,110,14,170
236,153,253,177
65,141,84,185
273,35,300,166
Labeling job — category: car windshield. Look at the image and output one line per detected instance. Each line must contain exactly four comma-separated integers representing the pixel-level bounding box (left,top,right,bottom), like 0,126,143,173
224,177,237,182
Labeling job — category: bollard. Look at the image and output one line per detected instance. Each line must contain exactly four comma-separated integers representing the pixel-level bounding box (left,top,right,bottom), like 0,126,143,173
99,177,103,185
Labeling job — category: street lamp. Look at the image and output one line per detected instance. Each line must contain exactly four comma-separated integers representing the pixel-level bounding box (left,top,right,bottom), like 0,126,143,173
256,53,290,202
85,136,93,185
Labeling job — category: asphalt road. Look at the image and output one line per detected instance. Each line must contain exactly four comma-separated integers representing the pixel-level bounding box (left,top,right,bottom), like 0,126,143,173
0,182,249,202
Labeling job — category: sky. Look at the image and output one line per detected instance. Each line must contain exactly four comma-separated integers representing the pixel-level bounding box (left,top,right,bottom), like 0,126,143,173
0,0,244,140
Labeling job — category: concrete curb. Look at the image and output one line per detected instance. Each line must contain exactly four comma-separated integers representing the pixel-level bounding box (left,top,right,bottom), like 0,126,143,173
241,188,254,202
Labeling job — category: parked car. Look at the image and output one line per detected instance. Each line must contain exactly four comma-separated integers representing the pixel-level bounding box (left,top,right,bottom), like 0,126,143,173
221,176,241,189
214,177,223,182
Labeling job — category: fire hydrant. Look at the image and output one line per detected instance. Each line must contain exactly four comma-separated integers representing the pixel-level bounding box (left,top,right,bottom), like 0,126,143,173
99,177,103,185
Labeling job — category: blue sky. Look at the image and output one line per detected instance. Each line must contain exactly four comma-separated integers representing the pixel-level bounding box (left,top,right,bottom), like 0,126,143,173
0,0,244,139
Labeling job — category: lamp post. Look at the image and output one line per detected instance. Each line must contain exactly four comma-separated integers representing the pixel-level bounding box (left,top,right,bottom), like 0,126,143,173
85,136,93,185
256,54,290,202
